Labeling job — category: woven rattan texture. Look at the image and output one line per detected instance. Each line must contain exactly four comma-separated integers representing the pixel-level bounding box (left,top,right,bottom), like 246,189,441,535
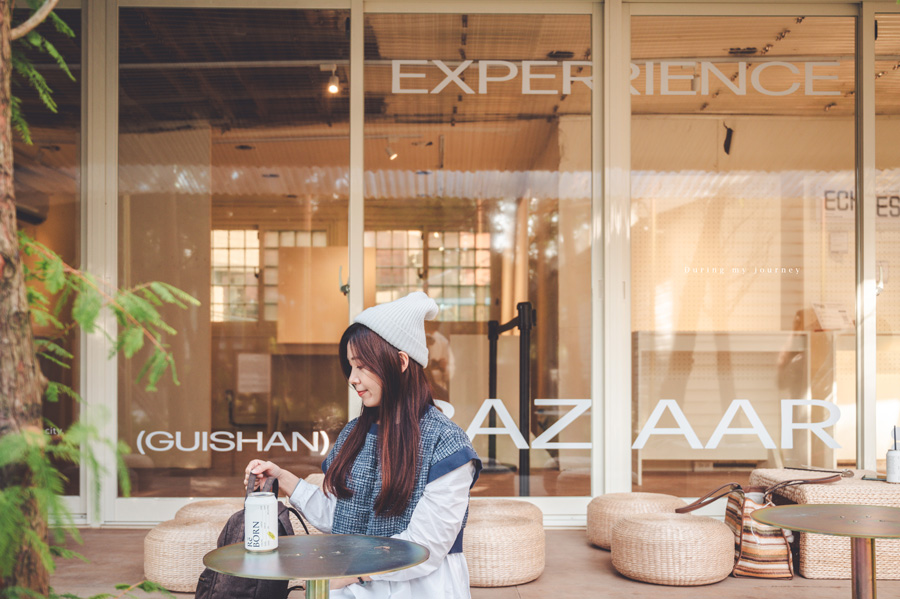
464,500,545,587
611,513,734,586
174,498,244,525
750,468,900,579
587,492,687,550
144,519,221,592
469,498,544,523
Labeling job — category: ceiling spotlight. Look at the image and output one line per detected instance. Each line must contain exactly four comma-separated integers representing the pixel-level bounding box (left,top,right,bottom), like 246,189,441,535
327,72,340,94
321,63,340,94
385,145,398,160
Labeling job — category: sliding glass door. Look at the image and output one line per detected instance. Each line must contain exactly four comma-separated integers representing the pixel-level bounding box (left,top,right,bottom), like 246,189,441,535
630,14,857,495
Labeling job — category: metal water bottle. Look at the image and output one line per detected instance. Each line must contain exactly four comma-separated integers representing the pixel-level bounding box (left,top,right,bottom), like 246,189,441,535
887,451,900,484
245,481,279,551
888,426,900,484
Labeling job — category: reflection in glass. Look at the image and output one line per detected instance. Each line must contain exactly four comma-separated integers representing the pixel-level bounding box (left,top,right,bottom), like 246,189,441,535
117,8,350,497
14,9,81,496
875,14,900,472
364,14,593,496
631,17,856,496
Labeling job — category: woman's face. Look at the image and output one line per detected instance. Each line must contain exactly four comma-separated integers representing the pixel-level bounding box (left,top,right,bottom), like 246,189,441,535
347,345,383,408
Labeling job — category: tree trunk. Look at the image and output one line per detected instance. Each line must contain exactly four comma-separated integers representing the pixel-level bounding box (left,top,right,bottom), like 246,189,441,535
0,0,50,594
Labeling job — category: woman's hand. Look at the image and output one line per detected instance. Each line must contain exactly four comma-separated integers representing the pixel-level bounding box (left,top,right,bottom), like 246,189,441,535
244,459,283,490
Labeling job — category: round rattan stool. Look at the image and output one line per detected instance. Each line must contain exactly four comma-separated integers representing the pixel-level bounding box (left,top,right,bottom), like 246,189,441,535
611,513,734,586
469,498,543,524
144,519,222,592
587,492,687,549
464,512,545,587
174,498,244,525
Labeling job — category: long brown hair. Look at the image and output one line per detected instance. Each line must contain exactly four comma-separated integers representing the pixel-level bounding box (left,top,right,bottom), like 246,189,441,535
324,323,435,516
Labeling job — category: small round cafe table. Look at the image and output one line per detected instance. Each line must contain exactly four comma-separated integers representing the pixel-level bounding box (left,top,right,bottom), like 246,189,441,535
752,504,900,599
203,534,429,599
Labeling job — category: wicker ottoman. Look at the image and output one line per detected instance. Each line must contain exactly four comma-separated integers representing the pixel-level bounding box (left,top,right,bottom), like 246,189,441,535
144,519,221,592
750,468,900,579
611,513,734,586
174,498,244,525
587,492,687,549
469,497,543,523
464,500,545,586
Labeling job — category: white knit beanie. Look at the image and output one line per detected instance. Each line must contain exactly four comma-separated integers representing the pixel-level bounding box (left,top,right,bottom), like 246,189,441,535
353,291,439,367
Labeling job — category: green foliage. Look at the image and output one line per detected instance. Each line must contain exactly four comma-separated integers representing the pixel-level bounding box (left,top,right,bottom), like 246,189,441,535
5,233,197,594
10,95,31,144
12,46,58,114
0,419,127,590
10,0,76,145
5,6,197,599
19,231,200,391
0,428,72,581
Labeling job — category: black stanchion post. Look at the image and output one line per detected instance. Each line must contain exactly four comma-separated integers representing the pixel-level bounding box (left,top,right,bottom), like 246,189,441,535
487,320,499,464
482,304,534,493
516,302,534,497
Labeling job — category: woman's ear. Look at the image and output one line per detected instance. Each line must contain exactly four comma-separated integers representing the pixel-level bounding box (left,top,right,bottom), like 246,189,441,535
398,351,409,373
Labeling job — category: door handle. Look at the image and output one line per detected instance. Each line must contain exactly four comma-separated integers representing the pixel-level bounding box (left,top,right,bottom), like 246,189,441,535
338,265,350,296
876,264,885,297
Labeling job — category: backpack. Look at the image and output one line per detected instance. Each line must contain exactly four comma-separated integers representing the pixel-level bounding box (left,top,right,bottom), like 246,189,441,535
194,478,309,599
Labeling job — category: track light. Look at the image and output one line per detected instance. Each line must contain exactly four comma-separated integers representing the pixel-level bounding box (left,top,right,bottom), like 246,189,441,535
327,73,340,94
385,145,398,160
321,63,340,94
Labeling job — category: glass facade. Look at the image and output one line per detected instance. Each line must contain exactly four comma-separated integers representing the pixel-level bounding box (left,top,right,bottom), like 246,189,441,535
12,1,899,523
876,13,900,470
15,8,82,496
362,13,593,497
630,16,857,496
116,7,351,497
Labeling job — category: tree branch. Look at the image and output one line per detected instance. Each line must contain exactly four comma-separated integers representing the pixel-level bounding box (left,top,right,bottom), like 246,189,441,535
11,0,59,41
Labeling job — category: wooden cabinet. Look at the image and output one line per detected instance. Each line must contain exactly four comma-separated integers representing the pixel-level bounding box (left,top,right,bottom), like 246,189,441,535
276,247,375,344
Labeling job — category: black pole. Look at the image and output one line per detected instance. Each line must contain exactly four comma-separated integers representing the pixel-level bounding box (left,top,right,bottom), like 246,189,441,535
484,304,534,492
516,302,534,497
487,320,499,463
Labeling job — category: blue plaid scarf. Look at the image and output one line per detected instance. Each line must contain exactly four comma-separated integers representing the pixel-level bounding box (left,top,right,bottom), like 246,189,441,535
323,405,481,553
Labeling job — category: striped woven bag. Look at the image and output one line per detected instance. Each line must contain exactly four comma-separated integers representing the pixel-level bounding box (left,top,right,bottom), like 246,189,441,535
677,474,841,579
726,487,793,579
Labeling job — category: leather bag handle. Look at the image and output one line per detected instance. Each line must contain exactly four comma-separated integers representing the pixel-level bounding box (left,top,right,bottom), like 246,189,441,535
246,476,279,498
674,473,842,515
676,482,743,514
764,474,841,503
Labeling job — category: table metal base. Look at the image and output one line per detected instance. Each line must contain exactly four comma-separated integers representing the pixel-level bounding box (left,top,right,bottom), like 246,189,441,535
852,537,876,599
305,578,329,599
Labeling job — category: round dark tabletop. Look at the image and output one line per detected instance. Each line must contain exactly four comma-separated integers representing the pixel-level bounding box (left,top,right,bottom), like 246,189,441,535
203,534,430,581
752,504,900,538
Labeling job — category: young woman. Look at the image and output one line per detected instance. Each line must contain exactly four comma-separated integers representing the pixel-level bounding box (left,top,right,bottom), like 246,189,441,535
245,292,482,598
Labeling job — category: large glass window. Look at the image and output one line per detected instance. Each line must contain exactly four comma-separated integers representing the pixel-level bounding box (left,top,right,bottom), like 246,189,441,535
363,14,593,497
631,16,856,496
15,8,81,496
875,13,900,471
117,8,350,497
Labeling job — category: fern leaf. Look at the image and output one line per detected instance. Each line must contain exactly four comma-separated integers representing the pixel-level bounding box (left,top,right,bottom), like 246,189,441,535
10,95,32,144
11,47,57,113
39,37,75,81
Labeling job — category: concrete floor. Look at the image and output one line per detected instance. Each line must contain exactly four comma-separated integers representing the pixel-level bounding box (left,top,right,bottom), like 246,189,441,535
49,527,900,599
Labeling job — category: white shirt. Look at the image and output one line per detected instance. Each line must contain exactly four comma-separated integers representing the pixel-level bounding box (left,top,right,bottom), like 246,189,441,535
289,461,476,599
